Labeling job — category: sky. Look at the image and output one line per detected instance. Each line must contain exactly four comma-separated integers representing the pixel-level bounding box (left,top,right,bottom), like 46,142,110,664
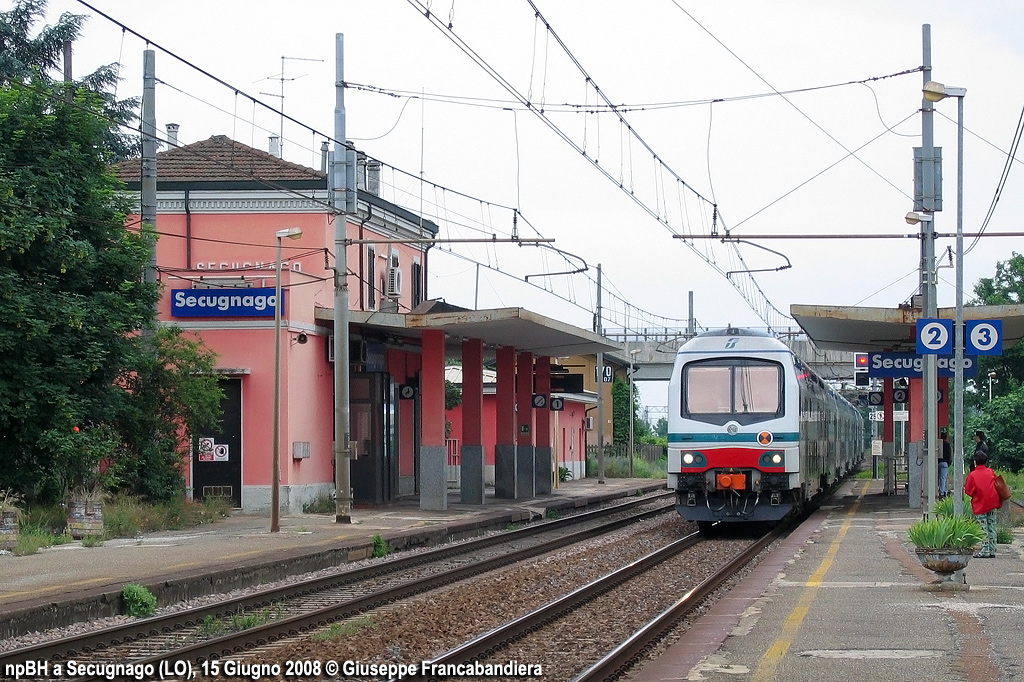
26,0,1024,413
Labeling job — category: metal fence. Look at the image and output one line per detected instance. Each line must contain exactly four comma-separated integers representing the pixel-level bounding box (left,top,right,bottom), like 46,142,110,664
586,443,666,462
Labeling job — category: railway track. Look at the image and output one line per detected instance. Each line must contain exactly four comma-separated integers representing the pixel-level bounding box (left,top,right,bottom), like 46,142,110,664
0,491,674,679
382,527,780,681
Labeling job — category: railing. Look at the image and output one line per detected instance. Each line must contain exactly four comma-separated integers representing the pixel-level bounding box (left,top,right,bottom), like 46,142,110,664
586,443,665,462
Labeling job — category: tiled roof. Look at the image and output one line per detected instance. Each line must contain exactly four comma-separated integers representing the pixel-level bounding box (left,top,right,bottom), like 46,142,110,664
112,135,326,184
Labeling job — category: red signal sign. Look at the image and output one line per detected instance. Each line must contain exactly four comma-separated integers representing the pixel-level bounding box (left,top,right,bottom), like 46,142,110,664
854,353,869,371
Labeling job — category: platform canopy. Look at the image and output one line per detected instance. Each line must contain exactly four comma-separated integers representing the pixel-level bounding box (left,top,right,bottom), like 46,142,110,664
317,301,623,357
791,303,1024,353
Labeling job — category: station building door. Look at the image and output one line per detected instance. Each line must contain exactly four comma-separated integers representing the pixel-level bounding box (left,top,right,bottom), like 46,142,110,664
193,377,243,508
351,372,399,504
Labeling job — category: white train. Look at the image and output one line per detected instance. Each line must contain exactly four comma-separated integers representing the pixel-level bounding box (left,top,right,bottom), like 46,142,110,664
667,327,864,530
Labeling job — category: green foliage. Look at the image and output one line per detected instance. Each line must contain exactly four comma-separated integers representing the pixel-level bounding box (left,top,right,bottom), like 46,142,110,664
115,328,224,501
198,615,225,638
585,454,667,479
546,509,561,519
310,616,378,642
965,251,1024,472
933,494,973,519
558,466,574,482
0,488,24,519
907,516,985,550
302,493,335,514
0,5,220,505
102,494,231,538
371,533,393,558
654,417,668,439
996,526,1014,545
121,583,157,618
80,534,102,547
444,379,462,410
11,524,61,555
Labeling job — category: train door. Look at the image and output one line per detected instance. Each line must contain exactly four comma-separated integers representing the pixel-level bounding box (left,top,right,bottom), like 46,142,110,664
193,377,242,508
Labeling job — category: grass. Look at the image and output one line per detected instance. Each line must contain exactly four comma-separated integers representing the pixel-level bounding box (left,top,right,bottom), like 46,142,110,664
310,616,378,642
302,493,335,514
5,495,233,556
198,605,282,636
586,455,667,479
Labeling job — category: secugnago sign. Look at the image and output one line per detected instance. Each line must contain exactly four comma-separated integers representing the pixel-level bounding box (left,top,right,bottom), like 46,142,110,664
171,288,279,318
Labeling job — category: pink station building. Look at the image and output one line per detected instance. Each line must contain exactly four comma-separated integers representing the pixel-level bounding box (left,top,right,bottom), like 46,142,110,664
113,132,620,513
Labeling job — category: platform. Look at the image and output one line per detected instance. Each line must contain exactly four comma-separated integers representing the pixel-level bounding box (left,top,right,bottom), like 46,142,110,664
0,478,665,638
635,477,1024,682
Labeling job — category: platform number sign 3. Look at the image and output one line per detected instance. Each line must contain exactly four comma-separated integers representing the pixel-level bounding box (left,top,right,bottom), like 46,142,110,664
966,320,1002,355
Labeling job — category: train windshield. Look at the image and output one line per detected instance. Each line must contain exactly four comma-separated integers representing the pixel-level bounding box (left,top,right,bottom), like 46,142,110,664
681,358,783,425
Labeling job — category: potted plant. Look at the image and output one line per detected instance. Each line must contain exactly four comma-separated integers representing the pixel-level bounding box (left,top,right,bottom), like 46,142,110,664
907,515,985,576
67,484,107,539
0,488,24,550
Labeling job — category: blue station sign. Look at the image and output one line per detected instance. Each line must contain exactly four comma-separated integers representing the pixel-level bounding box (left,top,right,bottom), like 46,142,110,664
865,352,979,378
171,288,280,318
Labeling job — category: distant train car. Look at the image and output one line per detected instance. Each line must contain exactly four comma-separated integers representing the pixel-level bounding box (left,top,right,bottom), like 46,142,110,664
667,327,863,530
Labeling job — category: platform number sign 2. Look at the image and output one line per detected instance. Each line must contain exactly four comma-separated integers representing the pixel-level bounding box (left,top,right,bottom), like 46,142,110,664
916,319,953,355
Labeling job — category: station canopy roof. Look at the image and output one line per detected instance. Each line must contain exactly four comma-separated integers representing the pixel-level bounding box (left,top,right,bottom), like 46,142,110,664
316,300,623,357
791,303,1024,353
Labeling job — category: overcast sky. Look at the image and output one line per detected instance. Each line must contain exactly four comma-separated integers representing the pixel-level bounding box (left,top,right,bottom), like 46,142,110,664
31,0,1024,411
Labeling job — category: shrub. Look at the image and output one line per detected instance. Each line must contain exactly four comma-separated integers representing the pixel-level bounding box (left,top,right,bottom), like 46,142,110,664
122,583,157,618
371,534,392,558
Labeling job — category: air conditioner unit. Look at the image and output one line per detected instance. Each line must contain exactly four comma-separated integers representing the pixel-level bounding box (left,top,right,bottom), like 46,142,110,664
326,336,366,364
585,416,594,430
386,266,403,297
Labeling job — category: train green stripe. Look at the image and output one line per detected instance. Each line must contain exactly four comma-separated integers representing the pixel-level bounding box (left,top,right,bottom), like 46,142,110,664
668,432,800,443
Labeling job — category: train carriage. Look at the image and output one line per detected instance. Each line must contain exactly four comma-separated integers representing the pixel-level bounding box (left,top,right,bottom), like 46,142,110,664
667,327,863,530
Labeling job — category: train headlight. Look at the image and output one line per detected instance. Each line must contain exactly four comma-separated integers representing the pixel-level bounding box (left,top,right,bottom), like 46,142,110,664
679,451,706,468
682,452,695,465
759,450,785,467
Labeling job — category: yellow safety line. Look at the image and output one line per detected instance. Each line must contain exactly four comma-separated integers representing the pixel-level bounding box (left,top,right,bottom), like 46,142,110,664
0,577,110,602
752,482,867,682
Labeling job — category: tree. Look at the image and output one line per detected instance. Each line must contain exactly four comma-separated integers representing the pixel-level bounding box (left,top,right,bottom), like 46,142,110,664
0,4,221,501
114,328,223,500
965,252,1024,471
0,0,139,160
611,376,651,445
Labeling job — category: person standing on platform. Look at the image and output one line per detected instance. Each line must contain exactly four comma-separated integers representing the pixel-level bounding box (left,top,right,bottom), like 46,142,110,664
938,431,952,497
969,430,989,472
964,451,999,558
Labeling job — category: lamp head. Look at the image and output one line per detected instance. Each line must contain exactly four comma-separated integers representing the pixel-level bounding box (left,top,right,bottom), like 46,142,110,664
923,81,947,103
276,227,303,240
923,80,966,102
905,211,932,226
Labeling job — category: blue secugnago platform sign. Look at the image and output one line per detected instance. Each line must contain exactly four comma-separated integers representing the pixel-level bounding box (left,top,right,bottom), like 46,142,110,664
865,352,978,378
171,288,280,317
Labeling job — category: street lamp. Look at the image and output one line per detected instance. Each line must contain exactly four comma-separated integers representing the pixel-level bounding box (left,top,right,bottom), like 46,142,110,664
628,348,641,478
272,227,303,533
988,371,997,401
923,79,967,515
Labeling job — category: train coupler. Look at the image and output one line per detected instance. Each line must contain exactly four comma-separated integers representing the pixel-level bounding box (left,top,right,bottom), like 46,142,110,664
686,492,696,507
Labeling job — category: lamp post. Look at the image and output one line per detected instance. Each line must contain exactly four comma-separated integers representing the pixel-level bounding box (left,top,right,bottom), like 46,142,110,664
628,348,640,478
272,227,303,533
988,371,997,401
923,79,967,515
